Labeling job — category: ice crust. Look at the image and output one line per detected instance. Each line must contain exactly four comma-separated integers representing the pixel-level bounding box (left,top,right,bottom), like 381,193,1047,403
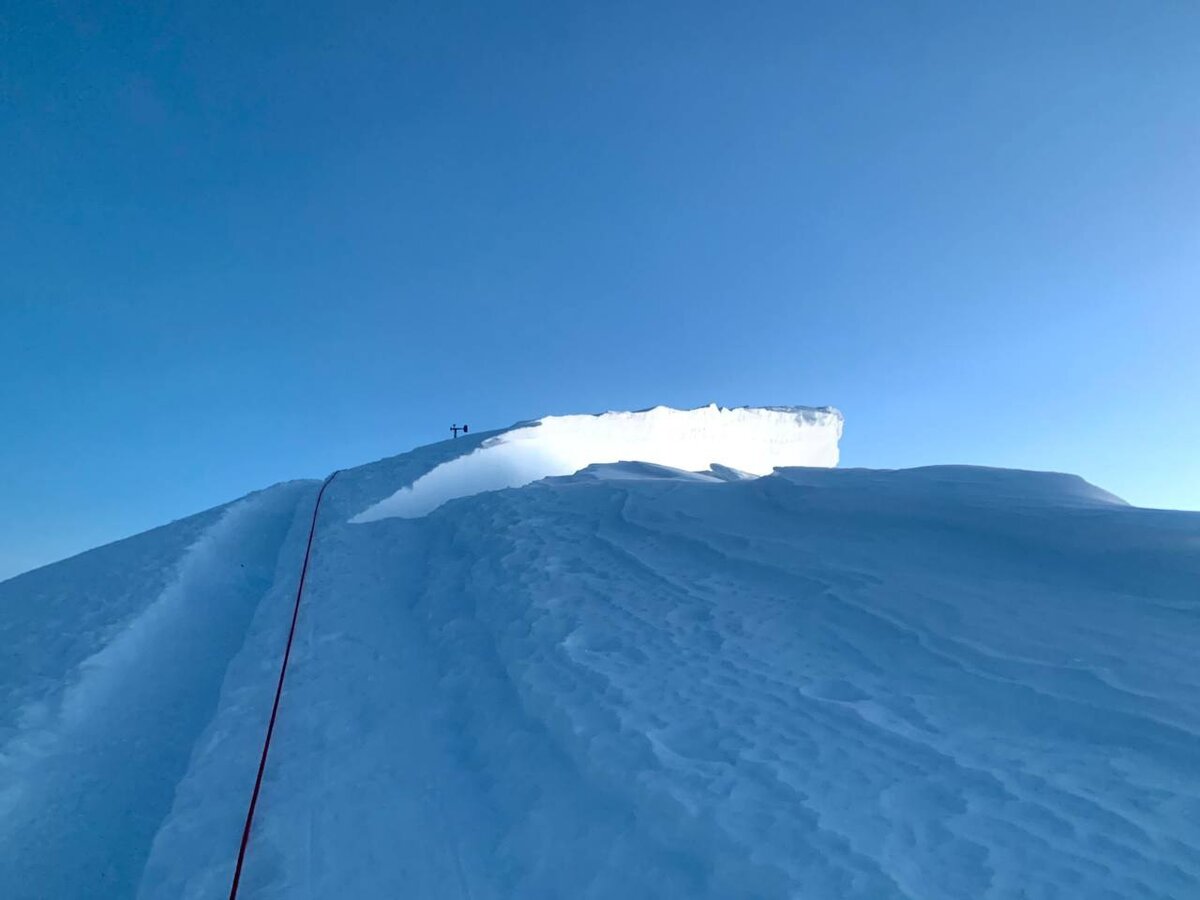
351,404,842,521
1,407,1198,899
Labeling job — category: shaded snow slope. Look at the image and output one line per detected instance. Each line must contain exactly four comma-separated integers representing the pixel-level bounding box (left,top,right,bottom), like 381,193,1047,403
0,481,319,898
781,463,1130,508
352,404,842,521
2,409,1198,900
167,462,1199,899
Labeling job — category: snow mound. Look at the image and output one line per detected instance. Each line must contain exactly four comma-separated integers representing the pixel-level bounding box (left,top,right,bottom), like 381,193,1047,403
6,406,1199,900
351,404,842,521
777,464,1129,507
551,461,724,483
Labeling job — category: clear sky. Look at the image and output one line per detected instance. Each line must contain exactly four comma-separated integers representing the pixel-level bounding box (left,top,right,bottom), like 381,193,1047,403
2,1,1198,580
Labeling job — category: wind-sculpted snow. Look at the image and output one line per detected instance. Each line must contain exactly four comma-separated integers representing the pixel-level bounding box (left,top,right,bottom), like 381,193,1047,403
2,414,1198,899
144,459,1198,899
0,482,319,899
351,404,841,521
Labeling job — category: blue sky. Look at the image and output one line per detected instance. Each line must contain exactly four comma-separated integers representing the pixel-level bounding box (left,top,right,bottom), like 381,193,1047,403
2,1,1198,579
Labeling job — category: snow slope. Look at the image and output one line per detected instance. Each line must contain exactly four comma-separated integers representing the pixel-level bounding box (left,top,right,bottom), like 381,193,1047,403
353,404,842,521
2,406,1198,899
0,481,320,898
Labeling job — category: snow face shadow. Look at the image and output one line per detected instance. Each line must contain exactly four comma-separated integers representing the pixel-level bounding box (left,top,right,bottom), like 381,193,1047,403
0,483,314,900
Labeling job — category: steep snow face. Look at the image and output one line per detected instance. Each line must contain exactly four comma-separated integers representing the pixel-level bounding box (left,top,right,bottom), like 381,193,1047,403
0,481,318,899
4,411,1200,900
351,404,842,521
166,460,1195,900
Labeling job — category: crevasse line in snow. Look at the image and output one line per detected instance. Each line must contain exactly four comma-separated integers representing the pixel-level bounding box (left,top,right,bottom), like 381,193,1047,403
351,404,842,522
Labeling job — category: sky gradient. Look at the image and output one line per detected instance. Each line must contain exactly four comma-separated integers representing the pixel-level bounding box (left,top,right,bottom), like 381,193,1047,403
3,1,1198,579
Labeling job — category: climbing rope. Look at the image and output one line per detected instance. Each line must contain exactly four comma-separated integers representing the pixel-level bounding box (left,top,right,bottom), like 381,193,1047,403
228,470,339,899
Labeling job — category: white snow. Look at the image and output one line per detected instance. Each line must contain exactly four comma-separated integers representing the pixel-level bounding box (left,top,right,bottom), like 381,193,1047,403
2,405,1199,900
0,482,318,898
351,404,842,521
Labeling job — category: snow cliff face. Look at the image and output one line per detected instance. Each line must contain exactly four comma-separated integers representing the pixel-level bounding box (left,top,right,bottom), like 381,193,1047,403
2,406,1199,900
352,404,842,521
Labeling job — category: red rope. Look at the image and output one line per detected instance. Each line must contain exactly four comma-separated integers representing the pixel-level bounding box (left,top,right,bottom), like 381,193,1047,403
228,471,339,899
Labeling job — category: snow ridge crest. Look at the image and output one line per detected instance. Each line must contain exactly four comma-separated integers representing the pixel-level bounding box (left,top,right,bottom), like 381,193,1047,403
352,404,843,522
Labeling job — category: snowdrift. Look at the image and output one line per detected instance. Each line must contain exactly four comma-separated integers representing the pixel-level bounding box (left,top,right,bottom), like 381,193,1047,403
352,404,842,521
2,405,1198,900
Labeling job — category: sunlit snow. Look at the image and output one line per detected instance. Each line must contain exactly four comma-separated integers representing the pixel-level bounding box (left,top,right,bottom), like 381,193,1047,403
351,404,842,521
1,406,1198,900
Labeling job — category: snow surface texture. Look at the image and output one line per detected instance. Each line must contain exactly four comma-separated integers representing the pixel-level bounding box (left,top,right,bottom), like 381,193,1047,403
0,481,319,898
2,406,1199,899
351,404,842,521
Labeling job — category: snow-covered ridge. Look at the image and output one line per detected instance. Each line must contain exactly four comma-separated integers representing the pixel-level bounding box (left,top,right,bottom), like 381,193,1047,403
351,404,843,522
4,404,1199,899
777,464,1129,507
